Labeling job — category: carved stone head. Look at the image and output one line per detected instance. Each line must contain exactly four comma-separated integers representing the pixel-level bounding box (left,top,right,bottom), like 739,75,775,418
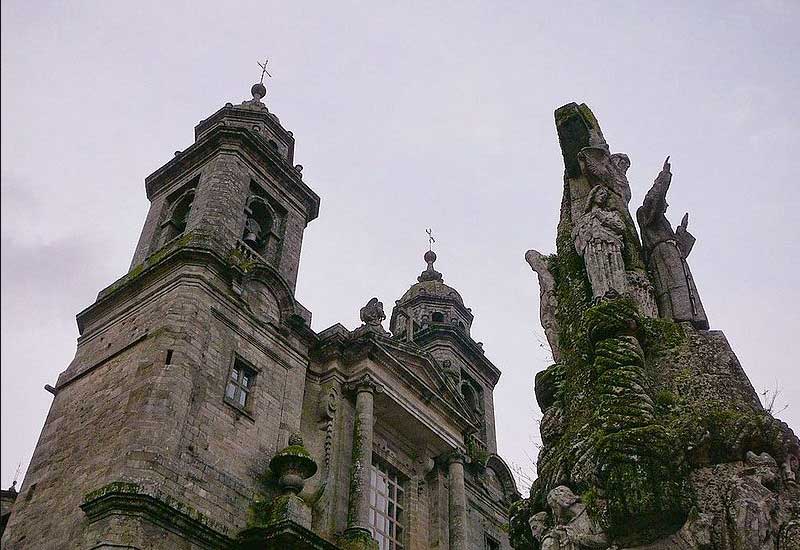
547,485,581,524
584,185,610,212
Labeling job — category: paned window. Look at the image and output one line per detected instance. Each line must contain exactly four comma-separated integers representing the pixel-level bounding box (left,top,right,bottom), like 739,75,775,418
369,457,405,550
225,359,255,409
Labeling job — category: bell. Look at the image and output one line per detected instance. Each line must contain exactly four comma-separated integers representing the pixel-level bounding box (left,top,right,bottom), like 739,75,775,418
243,231,259,247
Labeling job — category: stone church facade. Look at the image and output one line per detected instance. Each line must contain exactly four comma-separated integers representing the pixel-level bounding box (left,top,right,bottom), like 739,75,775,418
1,83,519,550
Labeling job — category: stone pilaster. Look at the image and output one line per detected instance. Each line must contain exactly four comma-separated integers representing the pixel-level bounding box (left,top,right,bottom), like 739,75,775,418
342,375,383,547
447,450,468,550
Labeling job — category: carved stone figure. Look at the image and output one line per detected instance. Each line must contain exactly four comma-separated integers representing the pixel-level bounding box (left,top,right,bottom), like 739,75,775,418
572,186,628,302
577,146,632,205
352,297,389,337
525,250,561,361
529,486,609,550
360,297,385,326
637,158,708,329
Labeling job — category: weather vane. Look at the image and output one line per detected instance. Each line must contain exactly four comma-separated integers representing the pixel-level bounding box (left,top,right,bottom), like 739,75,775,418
426,228,435,251
257,58,272,84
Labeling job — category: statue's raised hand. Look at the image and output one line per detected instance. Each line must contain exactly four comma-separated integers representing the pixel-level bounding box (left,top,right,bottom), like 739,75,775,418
654,155,672,188
676,212,695,257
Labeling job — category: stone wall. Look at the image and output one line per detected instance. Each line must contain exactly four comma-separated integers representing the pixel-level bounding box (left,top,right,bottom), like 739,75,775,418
2,251,311,548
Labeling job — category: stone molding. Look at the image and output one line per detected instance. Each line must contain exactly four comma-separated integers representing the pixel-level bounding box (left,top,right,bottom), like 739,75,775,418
80,482,231,549
237,520,341,550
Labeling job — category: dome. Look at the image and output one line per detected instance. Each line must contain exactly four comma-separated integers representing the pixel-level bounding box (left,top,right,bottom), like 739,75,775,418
398,279,464,305
390,250,473,339
397,250,464,305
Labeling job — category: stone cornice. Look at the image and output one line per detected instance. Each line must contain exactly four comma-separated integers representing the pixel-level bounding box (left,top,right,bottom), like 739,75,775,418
237,520,341,550
391,292,475,326
144,124,319,222
195,103,295,155
76,234,316,348
357,340,478,434
80,482,231,548
412,326,502,386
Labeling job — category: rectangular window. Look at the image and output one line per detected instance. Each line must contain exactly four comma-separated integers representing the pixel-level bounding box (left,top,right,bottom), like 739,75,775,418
369,457,405,550
225,358,255,410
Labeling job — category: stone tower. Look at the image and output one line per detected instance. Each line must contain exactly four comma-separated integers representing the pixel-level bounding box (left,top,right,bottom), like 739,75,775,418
1,83,321,548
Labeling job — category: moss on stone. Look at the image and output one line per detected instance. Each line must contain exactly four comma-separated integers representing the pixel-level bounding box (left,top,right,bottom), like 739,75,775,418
347,414,364,527
507,497,535,549
337,529,378,550
105,231,195,295
83,481,141,503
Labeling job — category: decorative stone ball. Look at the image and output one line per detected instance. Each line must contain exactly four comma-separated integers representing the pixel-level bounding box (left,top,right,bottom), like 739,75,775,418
424,250,437,264
251,83,267,100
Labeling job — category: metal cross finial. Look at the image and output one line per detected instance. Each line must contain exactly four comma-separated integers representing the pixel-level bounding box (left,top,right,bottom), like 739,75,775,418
426,228,435,251
257,58,272,84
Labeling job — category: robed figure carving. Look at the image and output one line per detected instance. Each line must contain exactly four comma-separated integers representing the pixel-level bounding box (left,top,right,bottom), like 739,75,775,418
572,185,628,301
637,158,708,329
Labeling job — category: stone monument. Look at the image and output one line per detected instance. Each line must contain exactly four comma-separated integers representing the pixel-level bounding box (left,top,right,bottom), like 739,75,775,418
513,103,800,550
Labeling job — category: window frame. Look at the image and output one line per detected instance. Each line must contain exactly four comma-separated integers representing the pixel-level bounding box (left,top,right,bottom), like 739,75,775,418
485,533,501,550
368,455,406,550
224,356,258,415
158,176,200,247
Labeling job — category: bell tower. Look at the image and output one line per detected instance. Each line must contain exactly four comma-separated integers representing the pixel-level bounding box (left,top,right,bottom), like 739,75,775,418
2,82,321,549
130,82,319,290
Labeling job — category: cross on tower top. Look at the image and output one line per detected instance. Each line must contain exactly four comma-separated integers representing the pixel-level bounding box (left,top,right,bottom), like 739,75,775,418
257,58,272,84
426,228,436,251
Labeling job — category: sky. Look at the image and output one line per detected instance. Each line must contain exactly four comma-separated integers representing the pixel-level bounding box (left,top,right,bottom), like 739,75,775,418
2,0,799,493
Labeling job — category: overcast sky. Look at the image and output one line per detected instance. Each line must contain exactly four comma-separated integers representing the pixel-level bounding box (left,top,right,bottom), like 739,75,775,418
2,1,798,492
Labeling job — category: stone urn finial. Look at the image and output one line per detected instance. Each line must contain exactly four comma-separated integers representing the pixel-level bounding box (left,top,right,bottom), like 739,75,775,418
269,433,318,495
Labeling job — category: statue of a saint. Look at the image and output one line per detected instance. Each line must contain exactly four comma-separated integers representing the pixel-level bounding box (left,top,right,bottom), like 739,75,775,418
637,158,708,329
572,186,628,301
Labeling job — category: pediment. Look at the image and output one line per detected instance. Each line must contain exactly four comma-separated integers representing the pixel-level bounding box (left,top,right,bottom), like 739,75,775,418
360,337,481,428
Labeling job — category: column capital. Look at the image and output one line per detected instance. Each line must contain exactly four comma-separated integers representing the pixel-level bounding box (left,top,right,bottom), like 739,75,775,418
444,448,470,466
345,373,384,395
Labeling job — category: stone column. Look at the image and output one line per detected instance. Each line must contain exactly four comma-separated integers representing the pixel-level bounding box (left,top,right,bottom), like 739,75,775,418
343,375,382,542
447,451,468,550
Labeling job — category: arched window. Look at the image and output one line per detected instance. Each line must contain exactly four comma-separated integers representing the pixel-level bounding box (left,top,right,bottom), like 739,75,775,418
161,189,194,244
461,381,480,414
242,197,274,256
432,312,445,323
